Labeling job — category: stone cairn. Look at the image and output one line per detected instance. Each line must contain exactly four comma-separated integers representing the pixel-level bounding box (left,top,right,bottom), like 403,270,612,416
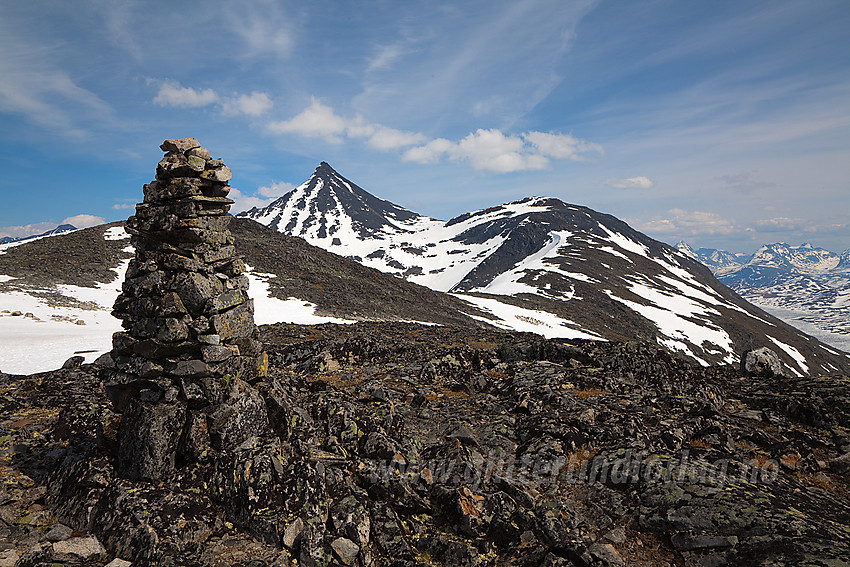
106,138,268,481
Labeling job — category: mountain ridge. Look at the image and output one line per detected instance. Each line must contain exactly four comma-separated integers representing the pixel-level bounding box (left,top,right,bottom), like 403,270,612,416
238,162,850,374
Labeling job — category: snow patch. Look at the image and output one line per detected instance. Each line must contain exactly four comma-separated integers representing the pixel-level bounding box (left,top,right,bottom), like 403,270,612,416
767,335,809,377
104,226,130,240
245,267,355,325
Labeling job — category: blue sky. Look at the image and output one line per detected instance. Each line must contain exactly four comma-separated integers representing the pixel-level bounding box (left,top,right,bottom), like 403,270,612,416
1,0,848,253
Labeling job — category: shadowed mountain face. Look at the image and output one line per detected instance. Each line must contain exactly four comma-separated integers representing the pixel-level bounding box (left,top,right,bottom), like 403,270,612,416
239,163,850,375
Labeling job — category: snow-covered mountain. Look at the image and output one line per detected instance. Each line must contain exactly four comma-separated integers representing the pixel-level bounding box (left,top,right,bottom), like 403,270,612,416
0,224,76,247
677,241,850,353
675,241,751,277
240,163,850,374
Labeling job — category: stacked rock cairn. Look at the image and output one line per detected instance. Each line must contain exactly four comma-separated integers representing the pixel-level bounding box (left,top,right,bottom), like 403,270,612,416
106,138,268,481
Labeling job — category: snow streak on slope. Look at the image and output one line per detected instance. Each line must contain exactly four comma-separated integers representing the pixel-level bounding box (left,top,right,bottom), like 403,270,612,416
476,230,588,298
454,293,602,340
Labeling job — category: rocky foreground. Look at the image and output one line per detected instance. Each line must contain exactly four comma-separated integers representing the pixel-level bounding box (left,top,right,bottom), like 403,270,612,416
1,322,849,566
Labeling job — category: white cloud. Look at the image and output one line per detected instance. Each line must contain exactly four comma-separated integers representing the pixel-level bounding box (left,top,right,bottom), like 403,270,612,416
0,222,57,239
456,129,549,173
402,138,455,164
229,181,299,214
403,128,601,173
268,98,347,142
150,80,273,117
62,214,106,228
221,92,273,116
256,181,296,198
112,203,136,210
0,214,105,239
634,209,743,236
269,98,426,150
361,125,427,151
606,176,654,189
270,100,602,173
152,80,219,108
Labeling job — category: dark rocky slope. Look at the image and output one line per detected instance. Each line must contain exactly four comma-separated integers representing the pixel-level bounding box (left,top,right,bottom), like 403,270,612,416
0,218,491,329
231,217,491,327
2,323,849,566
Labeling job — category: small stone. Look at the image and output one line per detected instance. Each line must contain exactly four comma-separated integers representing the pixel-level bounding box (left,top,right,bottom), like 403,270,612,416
10,311,22,316
160,138,200,153
52,535,107,559
93,352,116,369
201,164,232,183
170,359,212,377
603,526,627,544
62,355,85,369
283,517,305,549
187,154,206,172
0,550,20,567
201,344,240,363
199,334,221,345
104,559,133,567
588,542,624,566
331,537,360,565
45,523,74,542
186,146,211,160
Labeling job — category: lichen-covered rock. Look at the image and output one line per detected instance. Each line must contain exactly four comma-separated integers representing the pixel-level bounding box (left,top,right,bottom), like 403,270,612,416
6,323,850,565
116,399,186,482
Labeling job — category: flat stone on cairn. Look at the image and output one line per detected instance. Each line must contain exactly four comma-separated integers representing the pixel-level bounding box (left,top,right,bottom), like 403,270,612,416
106,138,268,481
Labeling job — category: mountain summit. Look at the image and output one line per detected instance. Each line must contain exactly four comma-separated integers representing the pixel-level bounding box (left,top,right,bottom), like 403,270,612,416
239,164,850,375
242,162,426,242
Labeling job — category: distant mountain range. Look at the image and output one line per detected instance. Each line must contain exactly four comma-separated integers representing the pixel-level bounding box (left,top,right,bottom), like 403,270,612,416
677,241,850,352
0,224,76,246
238,162,850,374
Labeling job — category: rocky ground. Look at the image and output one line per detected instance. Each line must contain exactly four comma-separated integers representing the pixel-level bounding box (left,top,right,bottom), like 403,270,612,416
1,322,849,566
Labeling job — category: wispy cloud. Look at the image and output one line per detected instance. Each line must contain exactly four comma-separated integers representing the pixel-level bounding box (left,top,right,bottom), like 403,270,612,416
226,0,295,59
0,16,112,136
718,171,775,192
62,214,106,228
229,181,297,214
0,222,58,240
606,176,654,189
256,181,296,198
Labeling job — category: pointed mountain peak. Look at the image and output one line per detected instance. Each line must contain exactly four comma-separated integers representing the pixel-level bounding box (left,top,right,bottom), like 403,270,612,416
315,161,337,175
238,162,429,239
